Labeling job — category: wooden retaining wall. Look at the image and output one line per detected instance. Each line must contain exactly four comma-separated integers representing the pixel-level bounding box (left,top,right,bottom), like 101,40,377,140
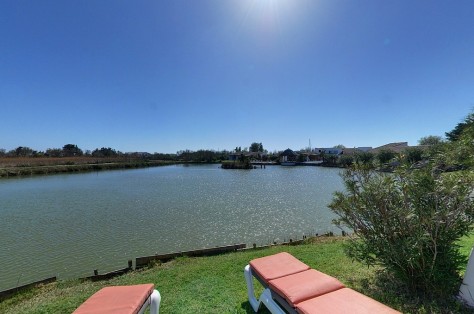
136,243,246,269
0,276,56,300
0,235,331,299
81,260,133,282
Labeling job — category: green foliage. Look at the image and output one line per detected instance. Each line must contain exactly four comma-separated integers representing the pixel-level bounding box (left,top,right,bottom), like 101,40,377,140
323,154,338,165
354,151,374,165
177,149,228,162
8,146,34,157
376,149,396,165
221,160,252,169
45,148,62,157
418,135,444,146
403,147,424,164
329,164,474,298
62,144,83,157
435,121,474,171
338,155,354,167
249,142,264,153
446,113,474,142
91,147,119,157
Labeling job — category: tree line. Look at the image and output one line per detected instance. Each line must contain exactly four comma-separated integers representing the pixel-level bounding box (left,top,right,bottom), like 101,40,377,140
0,142,272,163
0,144,123,158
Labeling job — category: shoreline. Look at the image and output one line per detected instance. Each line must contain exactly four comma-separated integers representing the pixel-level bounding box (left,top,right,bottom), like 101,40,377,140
0,160,176,178
0,234,335,300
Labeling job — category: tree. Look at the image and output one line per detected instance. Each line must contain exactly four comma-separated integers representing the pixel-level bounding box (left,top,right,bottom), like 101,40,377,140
376,149,396,165
92,147,118,157
62,144,83,157
435,113,474,170
354,151,374,165
8,146,34,157
330,164,474,298
445,112,474,141
250,142,264,153
46,148,62,157
333,144,346,149
338,155,354,167
418,135,444,146
404,147,423,164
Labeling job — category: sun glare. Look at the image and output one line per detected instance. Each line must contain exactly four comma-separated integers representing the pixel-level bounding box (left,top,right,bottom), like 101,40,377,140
236,0,298,35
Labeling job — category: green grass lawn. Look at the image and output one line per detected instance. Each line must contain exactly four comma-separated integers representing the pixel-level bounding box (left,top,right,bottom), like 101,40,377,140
2,236,474,313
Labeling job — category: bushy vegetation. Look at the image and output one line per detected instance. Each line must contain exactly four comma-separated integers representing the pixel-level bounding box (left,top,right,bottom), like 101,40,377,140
329,112,474,300
445,112,474,142
330,164,474,298
221,160,253,169
375,149,396,165
176,149,230,162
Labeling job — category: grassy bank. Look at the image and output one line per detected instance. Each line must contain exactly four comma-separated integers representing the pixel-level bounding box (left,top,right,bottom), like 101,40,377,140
2,236,474,313
0,157,175,178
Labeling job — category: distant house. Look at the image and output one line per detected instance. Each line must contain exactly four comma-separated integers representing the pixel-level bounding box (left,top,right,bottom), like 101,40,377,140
280,149,298,163
312,148,343,155
370,142,427,154
297,151,321,162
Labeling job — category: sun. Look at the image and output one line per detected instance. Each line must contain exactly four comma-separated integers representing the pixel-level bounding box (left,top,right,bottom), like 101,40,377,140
237,0,297,33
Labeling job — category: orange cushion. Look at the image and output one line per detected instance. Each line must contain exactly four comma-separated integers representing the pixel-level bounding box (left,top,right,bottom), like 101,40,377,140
295,288,401,314
249,252,310,281
268,269,345,307
73,284,155,314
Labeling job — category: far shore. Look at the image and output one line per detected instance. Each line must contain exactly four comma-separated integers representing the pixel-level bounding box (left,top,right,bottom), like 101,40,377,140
0,157,175,178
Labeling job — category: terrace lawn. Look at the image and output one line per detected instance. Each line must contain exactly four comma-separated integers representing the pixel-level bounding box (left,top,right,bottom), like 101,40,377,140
1,235,474,313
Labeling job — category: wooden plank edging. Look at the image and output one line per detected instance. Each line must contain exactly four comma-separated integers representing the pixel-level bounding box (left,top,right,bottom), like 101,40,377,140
136,243,246,269
0,235,335,298
0,276,57,300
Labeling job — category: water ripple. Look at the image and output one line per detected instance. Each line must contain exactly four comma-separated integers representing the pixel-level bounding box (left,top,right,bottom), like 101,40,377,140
0,165,343,290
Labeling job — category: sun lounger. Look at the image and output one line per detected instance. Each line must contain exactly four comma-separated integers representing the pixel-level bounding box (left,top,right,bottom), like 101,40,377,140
244,252,400,314
73,283,161,314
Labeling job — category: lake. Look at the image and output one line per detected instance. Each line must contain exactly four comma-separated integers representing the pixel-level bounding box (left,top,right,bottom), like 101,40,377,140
0,164,344,291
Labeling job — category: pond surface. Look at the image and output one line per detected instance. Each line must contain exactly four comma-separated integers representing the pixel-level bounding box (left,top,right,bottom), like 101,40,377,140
0,164,344,290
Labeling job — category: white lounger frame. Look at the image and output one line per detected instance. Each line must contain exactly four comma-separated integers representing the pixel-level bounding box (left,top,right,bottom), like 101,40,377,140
244,264,288,314
137,289,161,314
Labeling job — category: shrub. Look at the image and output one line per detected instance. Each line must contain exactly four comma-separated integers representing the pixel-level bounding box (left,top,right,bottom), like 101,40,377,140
404,147,424,164
337,155,354,167
376,149,396,165
329,163,474,298
354,151,374,165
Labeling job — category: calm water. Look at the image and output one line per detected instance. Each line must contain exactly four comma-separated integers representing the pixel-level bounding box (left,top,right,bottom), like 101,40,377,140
0,164,343,291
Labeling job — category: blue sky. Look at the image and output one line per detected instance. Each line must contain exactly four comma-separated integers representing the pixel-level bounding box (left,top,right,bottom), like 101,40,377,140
1,0,473,153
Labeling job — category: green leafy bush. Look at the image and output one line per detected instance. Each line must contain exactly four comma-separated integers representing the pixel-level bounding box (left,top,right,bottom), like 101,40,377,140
338,155,354,167
329,164,474,298
354,151,374,165
404,147,424,164
376,149,396,165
